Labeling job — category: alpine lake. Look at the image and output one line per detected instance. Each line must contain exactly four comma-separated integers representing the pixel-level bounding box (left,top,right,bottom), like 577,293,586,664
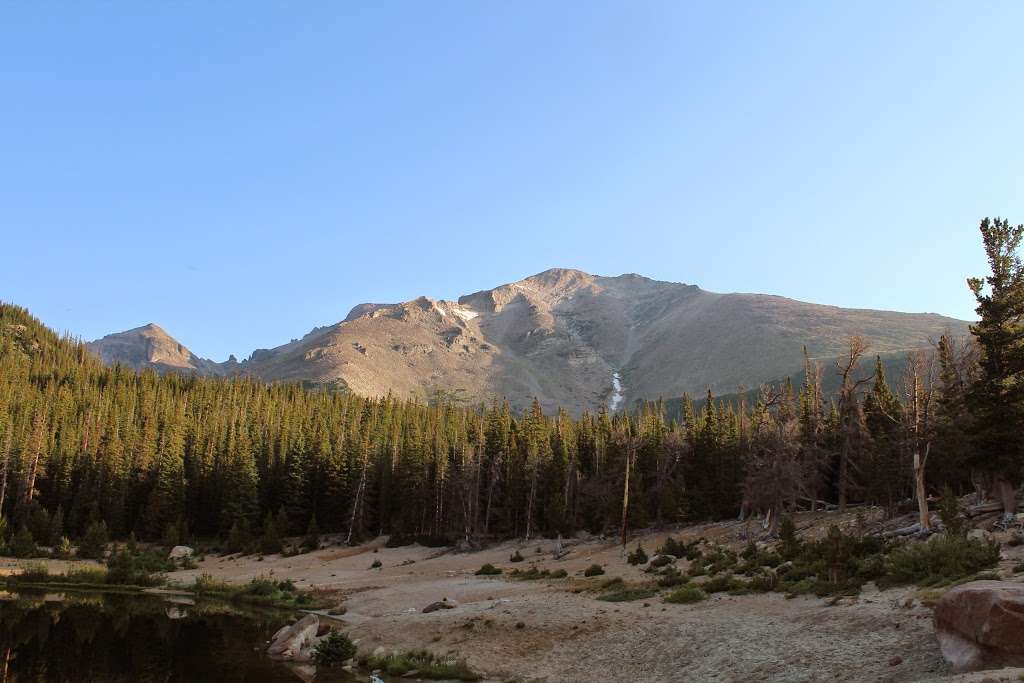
0,588,371,682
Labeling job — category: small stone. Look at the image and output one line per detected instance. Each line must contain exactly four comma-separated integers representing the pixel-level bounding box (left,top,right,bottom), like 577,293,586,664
888,656,902,666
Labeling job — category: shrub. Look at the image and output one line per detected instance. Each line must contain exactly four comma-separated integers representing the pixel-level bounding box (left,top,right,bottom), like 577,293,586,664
657,536,687,557
778,515,801,560
226,520,254,554
313,631,356,666
937,486,968,538
510,550,524,563
78,520,109,559
883,535,1000,587
361,649,480,681
665,586,707,604
701,574,741,593
747,569,779,593
598,587,658,602
475,563,501,576
509,567,565,581
583,564,605,577
370,559,382,569
53,536,73,559
627,543,648,565
302,515,321,553
10,525,37,558
657,567,688,588
705,548,738,574
259,512,283,555
105,548,164,586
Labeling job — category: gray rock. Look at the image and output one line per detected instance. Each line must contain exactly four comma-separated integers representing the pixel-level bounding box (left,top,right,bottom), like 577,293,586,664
268,614,320,661
168,545,193,560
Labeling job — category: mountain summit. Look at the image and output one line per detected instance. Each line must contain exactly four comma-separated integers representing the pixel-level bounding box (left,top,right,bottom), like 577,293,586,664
89,269,969,414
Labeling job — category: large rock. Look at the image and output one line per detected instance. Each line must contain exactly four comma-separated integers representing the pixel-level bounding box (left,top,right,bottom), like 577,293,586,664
648,554,676,568
934,581,1024,672
168,545,193,560
422,599,457,613
268,614,320,661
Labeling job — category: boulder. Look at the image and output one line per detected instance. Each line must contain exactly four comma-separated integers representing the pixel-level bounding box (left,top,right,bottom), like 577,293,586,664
168,545,194,560
268,614,320,661
933,580,1024,672
422,599,457,613
648,554,676,568
967,529,993,543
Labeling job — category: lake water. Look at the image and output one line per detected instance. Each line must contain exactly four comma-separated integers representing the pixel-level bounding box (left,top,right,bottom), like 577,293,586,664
0,590,362,682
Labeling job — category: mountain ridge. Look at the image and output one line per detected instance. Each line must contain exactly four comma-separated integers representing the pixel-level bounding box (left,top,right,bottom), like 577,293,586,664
86,268,970,414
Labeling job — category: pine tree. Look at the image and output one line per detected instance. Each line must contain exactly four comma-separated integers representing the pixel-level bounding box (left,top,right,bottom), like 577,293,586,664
966,217,1024,514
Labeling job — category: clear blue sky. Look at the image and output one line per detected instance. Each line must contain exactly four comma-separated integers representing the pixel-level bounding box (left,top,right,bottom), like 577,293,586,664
2,2,1022,361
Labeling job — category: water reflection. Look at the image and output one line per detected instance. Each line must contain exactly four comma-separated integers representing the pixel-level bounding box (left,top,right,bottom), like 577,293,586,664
0,590,359,682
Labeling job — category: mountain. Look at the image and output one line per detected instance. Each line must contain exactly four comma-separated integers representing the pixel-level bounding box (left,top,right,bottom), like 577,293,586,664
87,323,234,376
88,269,971,414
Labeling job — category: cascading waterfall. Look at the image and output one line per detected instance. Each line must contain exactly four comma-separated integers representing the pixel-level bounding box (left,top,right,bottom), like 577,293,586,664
609,371,624,412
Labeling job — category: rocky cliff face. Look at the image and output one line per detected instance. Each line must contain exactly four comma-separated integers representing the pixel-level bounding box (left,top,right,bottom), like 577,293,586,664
90,269,970,414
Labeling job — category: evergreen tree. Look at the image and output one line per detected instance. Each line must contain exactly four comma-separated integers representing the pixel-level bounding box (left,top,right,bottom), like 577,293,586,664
966,217,1024,513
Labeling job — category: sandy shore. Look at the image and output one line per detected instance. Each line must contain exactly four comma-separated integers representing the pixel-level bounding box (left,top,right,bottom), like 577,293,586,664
7,512,1024,682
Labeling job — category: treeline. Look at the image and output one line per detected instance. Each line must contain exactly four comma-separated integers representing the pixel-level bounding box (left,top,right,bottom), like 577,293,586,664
0,218,1021,549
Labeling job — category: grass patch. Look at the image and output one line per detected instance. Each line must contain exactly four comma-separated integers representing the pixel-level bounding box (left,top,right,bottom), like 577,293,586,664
474,563,502,576
193,573,327,609
664,586,707,604
360,649,480,681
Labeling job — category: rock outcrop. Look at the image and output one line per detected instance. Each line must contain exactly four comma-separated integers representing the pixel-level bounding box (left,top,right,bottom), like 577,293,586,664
933,580,1024,672
268,614,321,663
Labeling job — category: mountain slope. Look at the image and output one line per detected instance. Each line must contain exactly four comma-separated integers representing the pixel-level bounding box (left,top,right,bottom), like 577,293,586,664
89,269,971,414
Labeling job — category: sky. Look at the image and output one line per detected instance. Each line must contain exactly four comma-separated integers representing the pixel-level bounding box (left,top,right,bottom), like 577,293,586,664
2,2,1022,361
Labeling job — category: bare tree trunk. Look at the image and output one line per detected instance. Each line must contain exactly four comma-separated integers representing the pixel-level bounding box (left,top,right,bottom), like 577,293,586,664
620,442,633,551
914,446,930,532
525,470,538,540
346,444,370,545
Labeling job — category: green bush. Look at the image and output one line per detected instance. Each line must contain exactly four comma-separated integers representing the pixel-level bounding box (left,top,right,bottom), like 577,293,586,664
78,520,110,559
583,564,604,577
627,543,648,565
10,525,38,558
313,631,356,666
360,649,480,681
105,548,165,586
657,566,689,588
53,536,73,559
597,587,657,602
883,535,1000,587
370,559,382,569
302,515,321,553
657,536,687,557
778,515,801,560
475,563,502,576
664,586,707,604
259,513,283,555
937,486,968,538
510,550,524,563
701,573,741,593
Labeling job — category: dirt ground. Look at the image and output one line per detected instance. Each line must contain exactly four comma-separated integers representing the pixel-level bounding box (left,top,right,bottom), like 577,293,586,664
7,511,1024,682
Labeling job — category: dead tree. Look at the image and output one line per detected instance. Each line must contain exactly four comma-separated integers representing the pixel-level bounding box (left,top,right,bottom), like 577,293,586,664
835,337,873,512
